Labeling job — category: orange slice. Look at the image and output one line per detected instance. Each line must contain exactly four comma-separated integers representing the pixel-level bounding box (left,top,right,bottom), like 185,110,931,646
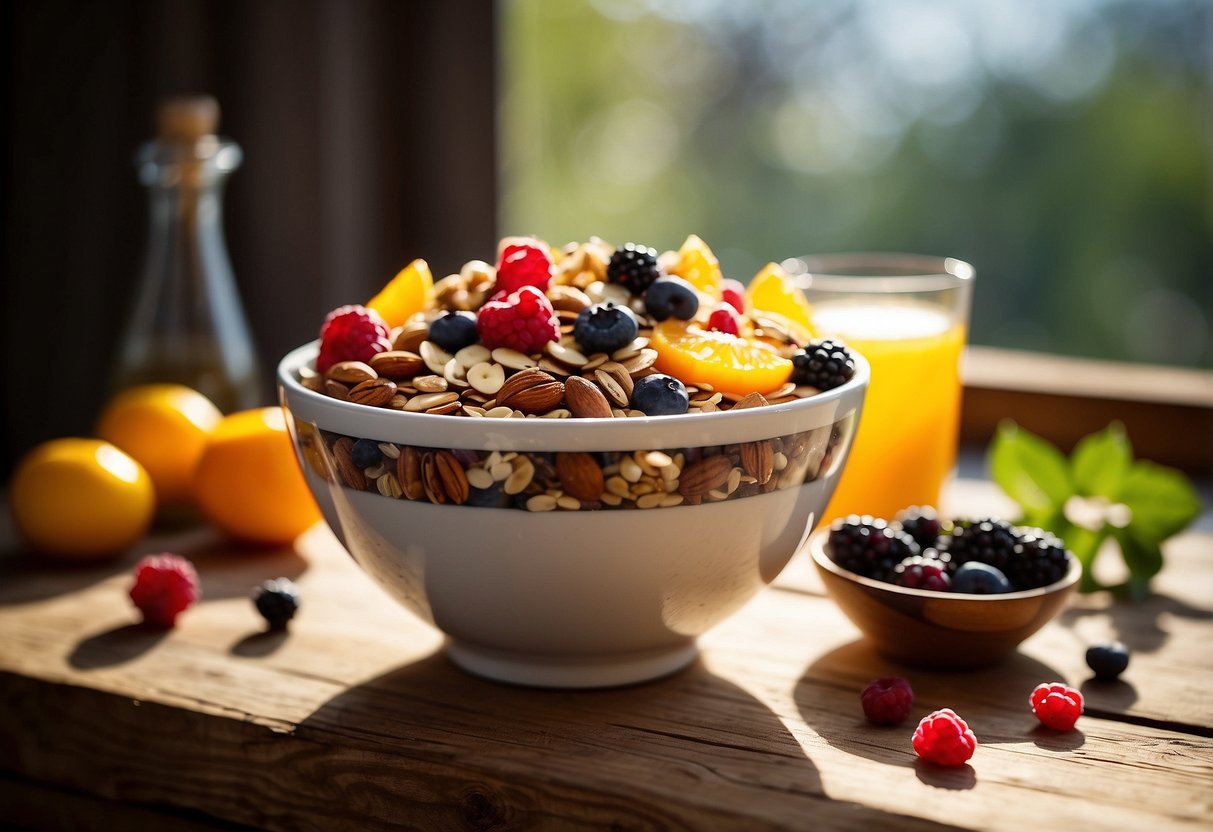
651,320,793,396
670,234,723,299
745,262,816,343
367,258,434,327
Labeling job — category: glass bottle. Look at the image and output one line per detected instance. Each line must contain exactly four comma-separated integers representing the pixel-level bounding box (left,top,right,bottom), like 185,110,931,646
112,96,261,412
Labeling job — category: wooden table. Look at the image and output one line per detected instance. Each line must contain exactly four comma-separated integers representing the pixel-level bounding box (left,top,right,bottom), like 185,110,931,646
2,480,1210,831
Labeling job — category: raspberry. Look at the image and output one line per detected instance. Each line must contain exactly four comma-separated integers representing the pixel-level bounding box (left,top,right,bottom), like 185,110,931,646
317,304,392,374
1030,682,1083,730
129,553,200,628
495,242,554,294
912,708,977,766
892,555,952,591
607,242,662,295
476,286,560,354
252,577,301,630
790,339,856,390
706,304,741,335
720,278,746,314
861,677,914,726
826,515,920,582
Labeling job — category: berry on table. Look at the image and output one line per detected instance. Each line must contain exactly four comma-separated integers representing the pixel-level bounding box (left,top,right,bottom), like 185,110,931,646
428,310,479,353
317,305,393,374
252,577,301,630
720,278,746,314
1030,682,1083,730
644,276,700,322
912,708,977,766
861,677,914,726
129,553,200,628
495,241,554,294
631,373,689,416
607,242,663,295
894,506,946,551
790,340,856,390
825,515,921,582
573,302,638,355
1008,528,1071,590
706,304,742,336
952,562,1013,594
893,555,952,591
476,286,560,354
1085,642,1130,680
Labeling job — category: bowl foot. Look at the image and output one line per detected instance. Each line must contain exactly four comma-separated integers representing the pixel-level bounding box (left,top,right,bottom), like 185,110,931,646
446,639,699,689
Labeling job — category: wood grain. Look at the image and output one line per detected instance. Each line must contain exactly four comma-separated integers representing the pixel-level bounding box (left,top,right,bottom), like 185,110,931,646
1,481,1211,831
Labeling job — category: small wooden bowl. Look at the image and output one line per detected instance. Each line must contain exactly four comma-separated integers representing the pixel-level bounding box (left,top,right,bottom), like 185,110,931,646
809,531,1081,669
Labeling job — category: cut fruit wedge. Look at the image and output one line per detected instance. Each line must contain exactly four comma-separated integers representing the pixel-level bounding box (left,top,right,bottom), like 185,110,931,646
670,234,723,299
651,320,794,396
367,258,435,328
745,261,816,344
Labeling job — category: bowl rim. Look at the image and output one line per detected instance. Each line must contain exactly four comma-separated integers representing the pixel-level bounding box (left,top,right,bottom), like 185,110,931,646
277,340,870,450
808,529,1082,600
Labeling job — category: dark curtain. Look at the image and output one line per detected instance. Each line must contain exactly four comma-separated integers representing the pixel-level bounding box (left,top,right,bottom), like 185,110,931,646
1,0,497,475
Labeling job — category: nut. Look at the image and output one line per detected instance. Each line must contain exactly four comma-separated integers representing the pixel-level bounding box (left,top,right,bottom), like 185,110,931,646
349,378,397,407
397,446,424,499
740,440,774,485
327,361,377,385
421,453,446,504
595,362,634,406
467,362,505,395
434,450,469,504
324,379,351,401
678,455,735,497
565,375,612,419
333,437,368,490
370,350,424,380
733,392,770,410
496,368,565,414
393,320,429,353
555,452,604,502
547,284,593,312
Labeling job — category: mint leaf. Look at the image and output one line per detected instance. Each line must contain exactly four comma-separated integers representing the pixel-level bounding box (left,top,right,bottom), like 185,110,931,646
1071,422,1132,498
988,421,1072,522
1117,460,1201,545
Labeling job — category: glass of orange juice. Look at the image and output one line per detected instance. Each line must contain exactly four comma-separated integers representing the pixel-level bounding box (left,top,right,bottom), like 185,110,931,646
791,254,974,524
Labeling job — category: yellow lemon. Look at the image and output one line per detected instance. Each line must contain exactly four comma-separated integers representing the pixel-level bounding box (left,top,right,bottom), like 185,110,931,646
10,438,155,560
192,408,321,546
97,384,223,506
367,258,435,328
670,234,723,299
745,262,817,343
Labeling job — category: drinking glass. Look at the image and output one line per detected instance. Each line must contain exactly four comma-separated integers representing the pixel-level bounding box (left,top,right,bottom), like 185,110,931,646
790,254,974,524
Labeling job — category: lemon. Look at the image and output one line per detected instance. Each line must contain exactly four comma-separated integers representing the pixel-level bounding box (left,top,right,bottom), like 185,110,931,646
192,407,321,546
97,384,223,506
10,438,155,560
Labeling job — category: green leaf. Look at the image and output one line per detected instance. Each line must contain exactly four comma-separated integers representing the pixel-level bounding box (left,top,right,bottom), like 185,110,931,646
988,421,1073,518
1114,529,1164,601
1071,422,1132,498
1118,460,1202,545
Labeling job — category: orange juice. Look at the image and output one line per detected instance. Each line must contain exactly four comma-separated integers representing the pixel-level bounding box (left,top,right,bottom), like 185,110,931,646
814,302,966,523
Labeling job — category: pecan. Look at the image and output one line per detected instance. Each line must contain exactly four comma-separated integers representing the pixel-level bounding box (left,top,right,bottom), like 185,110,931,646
678,455,735,497
565,375,612,418
396,446,424,500
349,377,397,407
370,350,424,380
434,450,469,504
421,452,446,504
333,436,367,490
555,452,604,502
740,440,775,485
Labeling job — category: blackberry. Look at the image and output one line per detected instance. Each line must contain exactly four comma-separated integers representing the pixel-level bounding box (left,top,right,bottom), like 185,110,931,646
252,578,300,630
1007,528,1070,590
607,242,662,295
892,555,952,591
938,517,1021,575
790,340,856,390
825,515,920,582
894,506,946,551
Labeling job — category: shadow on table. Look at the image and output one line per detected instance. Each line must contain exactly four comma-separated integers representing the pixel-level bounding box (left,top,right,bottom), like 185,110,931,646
294,652,940,828
1056,591,1212,655
794,638,1081,774
68,623,169,669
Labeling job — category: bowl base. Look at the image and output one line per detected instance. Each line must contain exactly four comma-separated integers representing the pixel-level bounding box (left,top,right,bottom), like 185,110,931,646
446,639,699,689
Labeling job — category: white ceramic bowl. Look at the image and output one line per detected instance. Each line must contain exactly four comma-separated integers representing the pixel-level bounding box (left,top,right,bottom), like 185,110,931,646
278,342,868,687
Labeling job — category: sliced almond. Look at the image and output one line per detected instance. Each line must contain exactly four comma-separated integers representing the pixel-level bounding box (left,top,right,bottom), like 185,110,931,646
467,362,505,395
420,340,454,374
492,347,537,371
403,391,459,412
413,374,448,393
455,343,492,369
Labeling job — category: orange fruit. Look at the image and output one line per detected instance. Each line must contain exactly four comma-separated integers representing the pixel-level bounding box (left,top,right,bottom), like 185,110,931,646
10,438,155,560
367,258,434,327
651,320,793,396
745,262,816,343
669,234,723,299
97,384,223,505
192,408,321,545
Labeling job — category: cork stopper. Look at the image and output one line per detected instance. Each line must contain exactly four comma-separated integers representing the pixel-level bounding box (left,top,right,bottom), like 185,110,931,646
155,96,220,143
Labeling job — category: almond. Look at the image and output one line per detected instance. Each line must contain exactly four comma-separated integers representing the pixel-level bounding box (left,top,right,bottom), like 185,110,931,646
397,446,424,500
393,320,429,354
327,360,377,385
733,392,770,410
333,437,367,490
370,350,424,379
565,375,612,419
678,455,735,497
740,440,774,485
556,452,604,502
349,377,397,407
506,381,565,415
324,379,351,401
435,450,469,504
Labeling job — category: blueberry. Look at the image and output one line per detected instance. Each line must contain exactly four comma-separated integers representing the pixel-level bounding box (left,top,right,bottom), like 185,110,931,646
428,310,479,353
573,302,638,354
1085,641,1130,680
252,578,300,630
631,373,689,416
467,481,510,508
351,438,383,469
644,277,699,322
952,561,1013,594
